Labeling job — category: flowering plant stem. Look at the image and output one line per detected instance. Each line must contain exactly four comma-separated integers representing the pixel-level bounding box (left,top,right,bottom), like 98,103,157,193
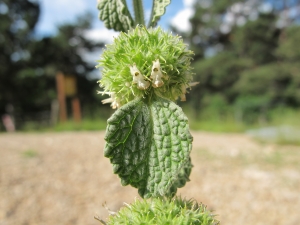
96,0,218,224
133,0,145,26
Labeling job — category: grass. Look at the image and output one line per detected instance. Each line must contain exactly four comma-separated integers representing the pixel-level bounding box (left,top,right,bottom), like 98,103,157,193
269,107,300,127
188,118,246,133
253,134,300,146
182,105,300,131
193,146,300,194
183,106,300,146
195,146,300,170
50,119,107,132
22,149,38,158
275,138,300,146
11,106,300,147
20,119,108,132
184,109,250,133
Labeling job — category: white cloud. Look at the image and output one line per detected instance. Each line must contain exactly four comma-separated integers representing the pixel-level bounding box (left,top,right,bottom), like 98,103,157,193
80,47,102,66
259,2,273,13
84,28,119,43
183,0,196,8
36,0,97,35
170,7,194,33
81,27,119,75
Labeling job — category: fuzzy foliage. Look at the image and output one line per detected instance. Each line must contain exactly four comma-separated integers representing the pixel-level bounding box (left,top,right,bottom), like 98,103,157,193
104,197,219,225
97,26,194,107
104,97,193,198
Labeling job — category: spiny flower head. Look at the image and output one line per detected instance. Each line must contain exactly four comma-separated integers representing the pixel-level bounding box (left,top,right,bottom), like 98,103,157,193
97,26,196,108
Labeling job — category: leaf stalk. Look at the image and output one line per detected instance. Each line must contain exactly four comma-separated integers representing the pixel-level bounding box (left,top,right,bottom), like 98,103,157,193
148,0,155,28
133,0,145,26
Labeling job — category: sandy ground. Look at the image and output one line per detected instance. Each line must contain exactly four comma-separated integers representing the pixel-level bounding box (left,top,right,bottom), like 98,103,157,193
0,131,299,225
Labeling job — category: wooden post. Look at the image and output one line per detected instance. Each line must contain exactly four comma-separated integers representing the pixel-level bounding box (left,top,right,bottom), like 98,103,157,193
72,97,81,123
56,72,67,122
50,99,59,125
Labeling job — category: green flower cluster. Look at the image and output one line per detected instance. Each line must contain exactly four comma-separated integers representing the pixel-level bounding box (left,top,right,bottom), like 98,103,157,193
102,197,219,225
97,26,196,108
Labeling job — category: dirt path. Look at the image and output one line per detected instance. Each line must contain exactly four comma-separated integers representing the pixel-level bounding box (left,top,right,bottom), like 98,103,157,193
0,131,299,225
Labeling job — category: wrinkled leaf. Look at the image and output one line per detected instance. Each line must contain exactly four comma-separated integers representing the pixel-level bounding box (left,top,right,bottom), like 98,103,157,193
104,97,193,198
98,0,134,32
149,0,171,27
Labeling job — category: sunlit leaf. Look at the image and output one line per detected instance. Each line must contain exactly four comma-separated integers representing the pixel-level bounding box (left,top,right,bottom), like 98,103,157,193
149,0,171,27
104,97,193,198
98,0,134,32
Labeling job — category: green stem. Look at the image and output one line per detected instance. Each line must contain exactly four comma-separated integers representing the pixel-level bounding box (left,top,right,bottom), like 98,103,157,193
133,0,145,26
148,0,155,28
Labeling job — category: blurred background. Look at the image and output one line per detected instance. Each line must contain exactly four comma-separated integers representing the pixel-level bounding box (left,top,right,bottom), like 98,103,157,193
1,1,300,225
1,0,300,142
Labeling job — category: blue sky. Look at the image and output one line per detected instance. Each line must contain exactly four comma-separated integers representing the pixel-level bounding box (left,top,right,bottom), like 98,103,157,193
35,0,193,42
33,0,196,78
32,0,299,78
35,0,300,42
33,0,300,39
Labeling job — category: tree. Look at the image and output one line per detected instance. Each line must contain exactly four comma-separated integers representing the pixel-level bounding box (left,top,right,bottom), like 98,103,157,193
231,13,279,65
187,3,300,122
184,0,247,60
27,13,105,116
0,0,105,129
233,25,300,121
0,0,40,115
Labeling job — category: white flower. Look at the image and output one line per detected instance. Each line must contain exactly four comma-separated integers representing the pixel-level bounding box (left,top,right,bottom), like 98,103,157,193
150,59,164,88
130,64,150,90
180,82,199,101
98,92,120,109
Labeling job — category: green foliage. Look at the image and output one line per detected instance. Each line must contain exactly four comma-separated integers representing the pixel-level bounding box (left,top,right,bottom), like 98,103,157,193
268,107,300,127
191,51,253,112
182,98,246,133
104,197,218,225
234,63,300,111
211,0,240,13
187,5,300,123
232,13,279,64
98,19,197,198
185,0,240,59
104,97,193,198
98,0,134,32
230,21,300,121
0,1,105,126
98,26,194,107
29,13,103,77
276,26,300,61
194,51,252,90
26,13,104,111
247,107,300,146
52,119,107,132
97,0,171,31
18,119,107,132
0,0,40,114
133,0,145,25
148,0,171,27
